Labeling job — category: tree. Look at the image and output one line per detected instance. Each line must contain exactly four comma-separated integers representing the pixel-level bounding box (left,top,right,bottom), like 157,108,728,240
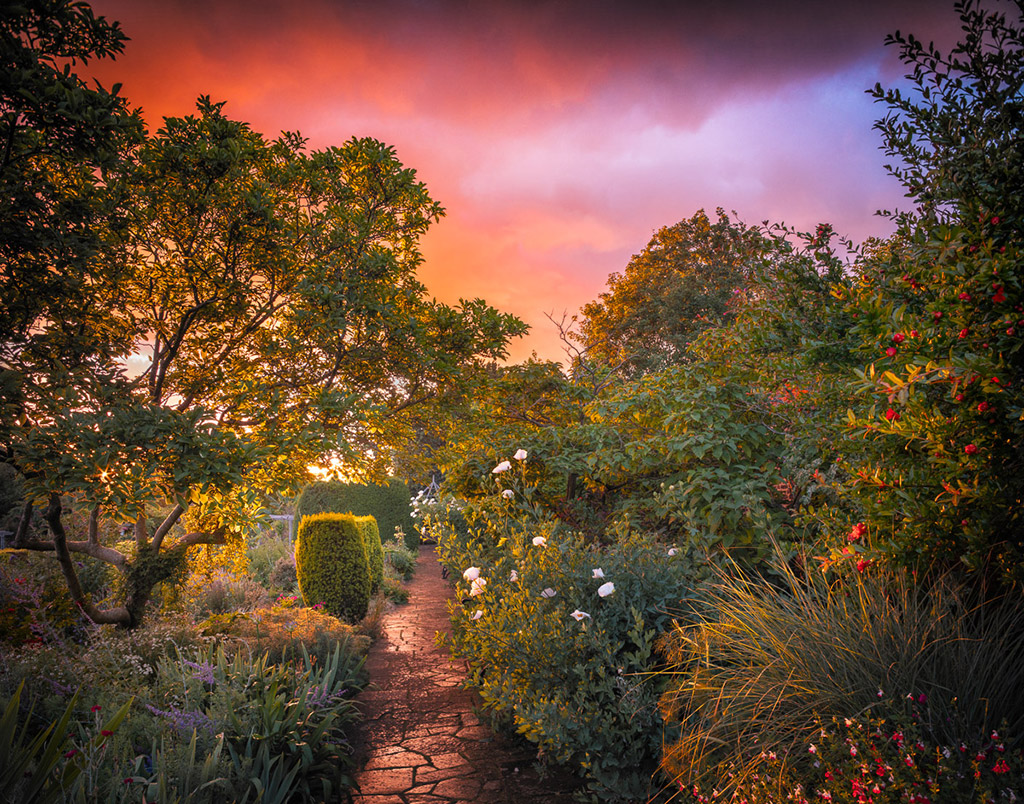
842,0,1024,582
1,0,142,454
575,208,772,376
4,82,525,624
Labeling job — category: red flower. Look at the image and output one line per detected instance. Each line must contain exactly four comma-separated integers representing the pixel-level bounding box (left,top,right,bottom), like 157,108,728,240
934,311,943,320
992,285,1006,303
886,346,897,357
993,759,1010,774
91,704,102,713
978,401,990,412
885,408,900,421
101,729,114,737
965,444,979,455
958,292,972,301
892,332,905,343
848,522,868,541
959,328,969,339
992,216,1000,224
856,559,873,573
64,749,78,759
910,330,918,337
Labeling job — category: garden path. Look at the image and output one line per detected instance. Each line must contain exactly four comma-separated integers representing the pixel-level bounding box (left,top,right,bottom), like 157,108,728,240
351,544,580,804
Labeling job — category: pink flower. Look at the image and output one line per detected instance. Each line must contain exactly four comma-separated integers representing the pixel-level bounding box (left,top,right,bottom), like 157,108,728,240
886,346,898,357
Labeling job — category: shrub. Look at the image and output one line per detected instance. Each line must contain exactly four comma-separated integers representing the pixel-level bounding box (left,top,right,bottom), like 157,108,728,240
198,596,370,663
437,503,702,803
246,532,294,589
383,535,417,581
356,515,384,594
268,554,297,592
295,478,416,550
187,572,268,618
658,557,1024,799
294,513,371,622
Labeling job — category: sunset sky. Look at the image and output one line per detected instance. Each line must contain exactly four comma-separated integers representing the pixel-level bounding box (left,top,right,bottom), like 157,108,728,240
85,0,967,363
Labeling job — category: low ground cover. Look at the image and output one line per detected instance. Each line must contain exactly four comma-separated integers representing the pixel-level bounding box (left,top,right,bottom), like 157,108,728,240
0,526,417,803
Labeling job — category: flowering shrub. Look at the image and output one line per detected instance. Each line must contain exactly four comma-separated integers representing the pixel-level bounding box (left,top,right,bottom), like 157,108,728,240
659,557,1024,801
684,704,1024,804
436,467,703,802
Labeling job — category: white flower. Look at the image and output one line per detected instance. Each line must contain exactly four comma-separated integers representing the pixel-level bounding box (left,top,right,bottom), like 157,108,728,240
501,489,514,499
514,449,528,461
472,609,483,620
597,581,615,598
592,567,605,579
540,587,557,598
509,570,518,582
469,577,487,596
667,547,678,556
570,609,591,621
808,744,817,754
492,460,511,474
463,566,481,582
532,536,547,547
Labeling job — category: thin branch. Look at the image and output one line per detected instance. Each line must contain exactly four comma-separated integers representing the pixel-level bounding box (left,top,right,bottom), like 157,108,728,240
88,505,100,545
135,511,148,550
12,499,33,547
44,494,130,626
152,504,185,552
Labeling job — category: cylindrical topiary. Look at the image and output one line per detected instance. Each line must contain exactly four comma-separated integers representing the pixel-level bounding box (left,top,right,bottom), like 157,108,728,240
356,515,384,595
295,513,370,622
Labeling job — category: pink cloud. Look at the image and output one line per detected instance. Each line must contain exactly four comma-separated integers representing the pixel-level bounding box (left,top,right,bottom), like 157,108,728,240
86,0,966,362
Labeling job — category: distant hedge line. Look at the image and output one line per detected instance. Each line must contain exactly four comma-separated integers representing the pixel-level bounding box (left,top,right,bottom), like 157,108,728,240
295,479,417,550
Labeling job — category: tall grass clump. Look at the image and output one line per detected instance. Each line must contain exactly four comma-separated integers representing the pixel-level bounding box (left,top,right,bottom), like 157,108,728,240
658,558,1024,800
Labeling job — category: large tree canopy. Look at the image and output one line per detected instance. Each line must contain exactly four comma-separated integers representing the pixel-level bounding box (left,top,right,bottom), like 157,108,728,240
1,12,525,627
575,208,772,376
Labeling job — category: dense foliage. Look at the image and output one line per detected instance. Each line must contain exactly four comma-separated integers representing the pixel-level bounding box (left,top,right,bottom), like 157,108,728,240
0,0,524,628
294,513,371,622
295,478,418,549
356,515,385,594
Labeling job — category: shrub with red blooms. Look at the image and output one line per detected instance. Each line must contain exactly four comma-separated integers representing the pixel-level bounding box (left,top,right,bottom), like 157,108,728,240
684,700,1023,804
840,0,1024,583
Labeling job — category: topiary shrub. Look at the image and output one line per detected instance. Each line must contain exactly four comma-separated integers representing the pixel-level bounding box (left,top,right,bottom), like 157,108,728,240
294,478,417,550
356,516,384,595
294,513,370,622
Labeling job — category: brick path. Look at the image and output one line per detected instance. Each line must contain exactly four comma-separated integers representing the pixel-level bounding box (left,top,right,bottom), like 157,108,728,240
351,545,580,804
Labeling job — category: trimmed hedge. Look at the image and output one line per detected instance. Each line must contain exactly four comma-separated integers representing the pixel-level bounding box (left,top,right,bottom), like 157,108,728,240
295,478,417,550
356,515,384,594
295,513,370,622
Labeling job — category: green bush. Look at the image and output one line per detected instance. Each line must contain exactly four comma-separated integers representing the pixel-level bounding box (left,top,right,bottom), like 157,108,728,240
658,558,1024,799
295,513,371,622
383,535,417,581
436,490,703,803
356,515,384,594
295,478,416,550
